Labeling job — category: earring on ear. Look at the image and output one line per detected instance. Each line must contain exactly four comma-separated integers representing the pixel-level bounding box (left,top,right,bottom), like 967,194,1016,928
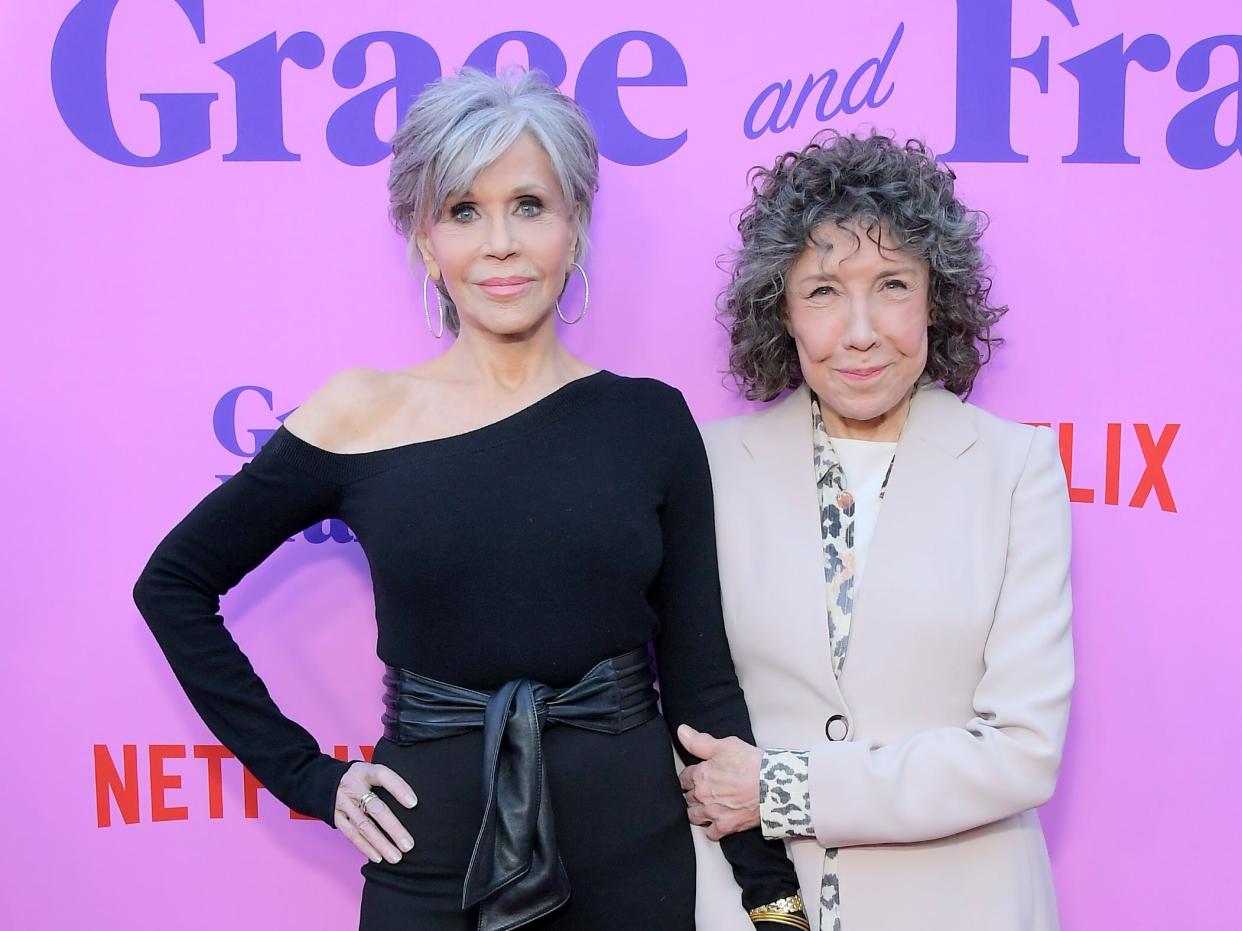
423,272,445,339
556,263,590,325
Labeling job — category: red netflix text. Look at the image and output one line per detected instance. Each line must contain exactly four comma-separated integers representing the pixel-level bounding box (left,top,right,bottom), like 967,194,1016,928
1026,422,1179,512
93,743,374,827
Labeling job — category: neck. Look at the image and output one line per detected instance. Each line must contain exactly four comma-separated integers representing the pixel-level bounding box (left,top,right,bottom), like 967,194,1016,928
438,314,589,393
818,389,913,442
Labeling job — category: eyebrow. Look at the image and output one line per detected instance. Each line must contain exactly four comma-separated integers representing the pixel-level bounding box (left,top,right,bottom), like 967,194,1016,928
797,265,921,285
453,183,550,201
874,265,920,278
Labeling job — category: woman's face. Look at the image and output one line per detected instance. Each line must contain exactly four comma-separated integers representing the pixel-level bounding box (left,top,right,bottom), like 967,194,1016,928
784,221,931,440
415,132,577,339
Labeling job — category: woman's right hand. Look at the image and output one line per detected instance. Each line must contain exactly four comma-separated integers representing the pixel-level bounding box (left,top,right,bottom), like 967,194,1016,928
334,761,418,864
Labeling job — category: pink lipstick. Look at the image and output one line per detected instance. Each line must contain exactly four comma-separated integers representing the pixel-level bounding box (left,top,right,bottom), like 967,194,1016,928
476,276,534,298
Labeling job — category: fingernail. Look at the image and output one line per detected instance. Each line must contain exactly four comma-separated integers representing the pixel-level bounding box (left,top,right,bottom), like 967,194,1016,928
370,854,382,864
400,839,414,852
404,794,417,807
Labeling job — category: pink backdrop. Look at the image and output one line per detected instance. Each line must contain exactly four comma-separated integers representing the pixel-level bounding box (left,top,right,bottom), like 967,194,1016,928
4,1,1240,928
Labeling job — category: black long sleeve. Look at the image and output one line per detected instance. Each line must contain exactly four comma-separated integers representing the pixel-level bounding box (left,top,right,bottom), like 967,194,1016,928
133,442,351,825
648,391,802,912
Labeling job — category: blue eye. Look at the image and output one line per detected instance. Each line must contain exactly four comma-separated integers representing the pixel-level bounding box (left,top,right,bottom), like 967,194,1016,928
809,285,837,298
516,197,543,217
449,203,477,222
883,279,909,290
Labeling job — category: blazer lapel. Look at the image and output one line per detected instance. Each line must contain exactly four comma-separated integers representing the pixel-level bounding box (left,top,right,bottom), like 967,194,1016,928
739,385,848,709
841,385,979,691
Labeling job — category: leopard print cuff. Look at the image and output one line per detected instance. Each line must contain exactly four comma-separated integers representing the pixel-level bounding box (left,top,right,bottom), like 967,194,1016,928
759,749,813,839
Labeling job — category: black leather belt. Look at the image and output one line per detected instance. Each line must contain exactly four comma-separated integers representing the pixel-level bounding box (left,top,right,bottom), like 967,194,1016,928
381,648,660,931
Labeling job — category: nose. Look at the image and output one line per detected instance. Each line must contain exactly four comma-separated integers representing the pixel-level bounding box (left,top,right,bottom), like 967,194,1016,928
483,213,519,260
842,294,880,351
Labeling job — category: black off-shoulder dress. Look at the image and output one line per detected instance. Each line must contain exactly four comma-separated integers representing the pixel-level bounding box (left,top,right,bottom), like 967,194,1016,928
134,371,799,929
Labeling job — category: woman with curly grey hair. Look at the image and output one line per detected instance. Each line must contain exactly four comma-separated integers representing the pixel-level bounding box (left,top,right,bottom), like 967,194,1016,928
134,68,805,930
676,131,1073,931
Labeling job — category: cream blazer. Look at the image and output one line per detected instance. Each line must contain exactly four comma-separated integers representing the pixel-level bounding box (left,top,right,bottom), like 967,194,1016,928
690,384,1073,931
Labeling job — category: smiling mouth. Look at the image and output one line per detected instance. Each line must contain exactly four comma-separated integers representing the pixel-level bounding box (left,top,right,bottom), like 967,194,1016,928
838,366,888,380
475,277,534,298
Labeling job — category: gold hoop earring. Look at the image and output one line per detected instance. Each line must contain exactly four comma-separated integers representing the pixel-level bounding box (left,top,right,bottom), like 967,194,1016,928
555,263,589,325
423,272,445,339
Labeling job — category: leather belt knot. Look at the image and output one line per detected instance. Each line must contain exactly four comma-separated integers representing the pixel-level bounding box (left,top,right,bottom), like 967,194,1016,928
381,648,660,931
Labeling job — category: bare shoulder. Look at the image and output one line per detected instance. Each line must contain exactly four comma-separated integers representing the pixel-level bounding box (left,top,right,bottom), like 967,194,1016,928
282,367,412,453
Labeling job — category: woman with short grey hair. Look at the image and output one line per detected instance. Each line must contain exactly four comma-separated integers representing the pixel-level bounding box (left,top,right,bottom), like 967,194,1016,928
134,68,804,930
677,131,1073,931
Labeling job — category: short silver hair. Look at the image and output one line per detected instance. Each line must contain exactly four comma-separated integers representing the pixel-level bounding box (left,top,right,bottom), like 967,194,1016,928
388,68,600,333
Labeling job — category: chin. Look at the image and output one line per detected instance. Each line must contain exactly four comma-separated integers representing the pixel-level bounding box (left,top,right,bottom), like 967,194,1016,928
467,305,550,335
829,391,904,423
838,405,890,424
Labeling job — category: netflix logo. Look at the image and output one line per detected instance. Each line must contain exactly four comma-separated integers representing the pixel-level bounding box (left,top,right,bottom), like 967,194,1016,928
93,743,373,827
1026,422,1179,512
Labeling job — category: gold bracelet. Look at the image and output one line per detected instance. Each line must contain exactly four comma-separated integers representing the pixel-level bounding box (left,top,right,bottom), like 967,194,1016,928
749,915,811,929
748,894,810,930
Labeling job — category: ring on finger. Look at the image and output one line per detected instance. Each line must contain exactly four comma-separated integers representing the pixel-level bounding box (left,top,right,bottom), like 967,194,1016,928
358,791,379,814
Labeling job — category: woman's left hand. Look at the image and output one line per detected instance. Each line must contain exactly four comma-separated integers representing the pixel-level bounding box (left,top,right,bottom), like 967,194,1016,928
677,724,763,840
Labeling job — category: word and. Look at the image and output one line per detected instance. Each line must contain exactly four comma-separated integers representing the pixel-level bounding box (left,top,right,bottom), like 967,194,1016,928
743,24,902,139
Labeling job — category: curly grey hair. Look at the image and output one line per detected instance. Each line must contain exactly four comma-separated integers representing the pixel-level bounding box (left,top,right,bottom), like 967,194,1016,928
720,130,1006,401
388,68,600,334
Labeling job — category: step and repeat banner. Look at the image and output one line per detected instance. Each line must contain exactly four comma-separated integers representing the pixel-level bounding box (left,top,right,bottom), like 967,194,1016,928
4,1,1239,928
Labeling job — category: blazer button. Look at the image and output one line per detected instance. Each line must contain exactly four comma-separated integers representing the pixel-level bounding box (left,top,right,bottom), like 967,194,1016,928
825,714,849,741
